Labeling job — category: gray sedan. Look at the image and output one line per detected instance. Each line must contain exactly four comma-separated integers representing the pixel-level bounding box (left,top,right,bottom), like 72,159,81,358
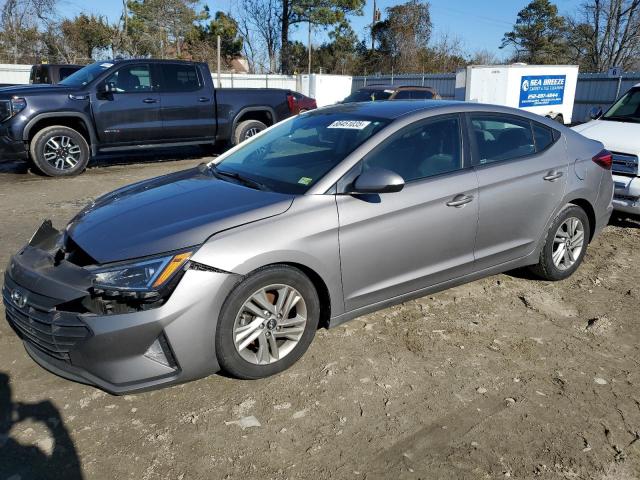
3,101,613,393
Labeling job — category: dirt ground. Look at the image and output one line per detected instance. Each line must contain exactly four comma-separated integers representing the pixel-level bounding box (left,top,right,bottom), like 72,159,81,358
0,154,639,480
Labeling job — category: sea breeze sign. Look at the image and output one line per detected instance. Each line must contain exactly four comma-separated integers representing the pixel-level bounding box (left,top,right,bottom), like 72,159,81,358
519,75,566,108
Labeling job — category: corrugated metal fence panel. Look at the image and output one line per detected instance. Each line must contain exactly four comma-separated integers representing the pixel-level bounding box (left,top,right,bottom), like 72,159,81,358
573,73,640,123
352,74,457,99
213,73,298,91
0,64,31,84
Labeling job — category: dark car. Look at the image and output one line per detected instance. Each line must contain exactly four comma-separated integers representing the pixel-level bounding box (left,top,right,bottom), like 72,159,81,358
29,64,83,85
342,85,441,103
0,59,313,176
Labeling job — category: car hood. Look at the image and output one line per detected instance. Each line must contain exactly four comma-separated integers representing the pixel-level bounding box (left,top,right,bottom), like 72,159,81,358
0,84,73,97
66,166,294,264
572,120,640,155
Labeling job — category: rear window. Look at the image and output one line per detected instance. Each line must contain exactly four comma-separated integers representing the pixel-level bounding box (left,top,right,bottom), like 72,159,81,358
161,64,201,92
343,89,393,103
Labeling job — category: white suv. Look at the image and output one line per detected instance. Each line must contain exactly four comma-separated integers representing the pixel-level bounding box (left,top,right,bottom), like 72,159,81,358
573,85,640,215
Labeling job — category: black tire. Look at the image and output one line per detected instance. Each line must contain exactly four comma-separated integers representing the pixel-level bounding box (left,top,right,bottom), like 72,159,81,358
233,119,267,145
529,205,590,281
216,265,320,379
30,126,90,177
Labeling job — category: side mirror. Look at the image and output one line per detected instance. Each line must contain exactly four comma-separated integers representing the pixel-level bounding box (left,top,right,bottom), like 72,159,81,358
589,106,603,120
350,167,405,194
99,82,117,94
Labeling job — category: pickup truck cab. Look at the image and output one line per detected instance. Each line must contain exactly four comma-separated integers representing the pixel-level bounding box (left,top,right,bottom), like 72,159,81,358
572,85,640,215
0,59,306,176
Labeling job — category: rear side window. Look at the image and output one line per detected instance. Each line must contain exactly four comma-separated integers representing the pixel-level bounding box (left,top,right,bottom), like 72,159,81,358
161,64,201,92
411,90,434,100
363,116,462,182
59,67,78,81
471,114,535,164
532,123,555,151
392,90,412,99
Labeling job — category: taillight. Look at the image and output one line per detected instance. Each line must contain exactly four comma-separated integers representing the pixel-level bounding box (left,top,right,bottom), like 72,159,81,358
287,94,297,114
592,149,612,170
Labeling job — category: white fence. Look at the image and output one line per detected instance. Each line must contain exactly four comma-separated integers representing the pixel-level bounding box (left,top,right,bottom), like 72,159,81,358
213,73,298,90
0,64,30,85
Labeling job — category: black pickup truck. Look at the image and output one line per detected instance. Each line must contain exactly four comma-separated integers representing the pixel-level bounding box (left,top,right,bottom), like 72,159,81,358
0,59,309,176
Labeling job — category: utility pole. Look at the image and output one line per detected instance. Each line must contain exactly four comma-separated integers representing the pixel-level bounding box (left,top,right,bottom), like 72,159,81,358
308,21,312,75
217,35,222,88
371,0,378,51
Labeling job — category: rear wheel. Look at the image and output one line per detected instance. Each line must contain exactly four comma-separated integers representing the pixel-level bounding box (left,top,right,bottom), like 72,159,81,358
529,205,590,281
216,265,320,379
233,120,267,145
30,126,90,177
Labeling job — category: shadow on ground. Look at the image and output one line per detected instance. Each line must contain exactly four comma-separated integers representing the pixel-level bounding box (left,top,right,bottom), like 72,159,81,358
0,372,83,480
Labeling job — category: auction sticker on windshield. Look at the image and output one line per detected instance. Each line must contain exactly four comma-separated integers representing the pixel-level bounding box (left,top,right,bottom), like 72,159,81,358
519,75,566,108
327,120,371,130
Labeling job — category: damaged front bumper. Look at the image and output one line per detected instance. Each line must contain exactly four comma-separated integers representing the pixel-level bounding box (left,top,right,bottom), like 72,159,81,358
3,221,239,394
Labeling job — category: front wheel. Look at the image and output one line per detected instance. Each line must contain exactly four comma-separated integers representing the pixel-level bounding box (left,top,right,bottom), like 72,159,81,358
216,265,320,379
529,205,590,281
30,126,90,177
233,120,267,145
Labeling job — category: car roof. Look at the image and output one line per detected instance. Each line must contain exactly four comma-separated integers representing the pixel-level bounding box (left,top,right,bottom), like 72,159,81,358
312,100,460,119
358,84,434,91
102,58,204,65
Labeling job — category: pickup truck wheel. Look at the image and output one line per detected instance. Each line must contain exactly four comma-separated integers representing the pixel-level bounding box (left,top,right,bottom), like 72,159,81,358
234,120,267,145
30,126,90,177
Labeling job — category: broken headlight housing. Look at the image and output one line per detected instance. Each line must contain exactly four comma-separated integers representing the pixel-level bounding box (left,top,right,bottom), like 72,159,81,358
91,250,193,294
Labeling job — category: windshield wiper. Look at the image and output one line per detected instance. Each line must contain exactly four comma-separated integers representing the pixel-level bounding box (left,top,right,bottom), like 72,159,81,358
210,166,271,191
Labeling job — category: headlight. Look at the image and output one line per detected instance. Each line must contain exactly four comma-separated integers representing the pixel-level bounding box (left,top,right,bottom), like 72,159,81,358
0,97,26,122
92,251,192,292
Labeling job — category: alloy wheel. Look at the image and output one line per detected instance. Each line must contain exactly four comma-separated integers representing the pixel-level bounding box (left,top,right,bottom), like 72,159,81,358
244,127,261,139
552,217,585,270
233,284,307,365
43,136,81,171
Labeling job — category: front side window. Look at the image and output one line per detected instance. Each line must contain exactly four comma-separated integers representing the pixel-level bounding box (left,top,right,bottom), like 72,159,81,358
215,112,391,194
362,116,462,182
104,65,152,93
603,88,640,123
161,64,201,92
471,115,535,164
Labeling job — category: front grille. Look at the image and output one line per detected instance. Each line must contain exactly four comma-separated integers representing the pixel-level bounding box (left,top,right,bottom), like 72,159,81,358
611,151,639,176
3,286,91,361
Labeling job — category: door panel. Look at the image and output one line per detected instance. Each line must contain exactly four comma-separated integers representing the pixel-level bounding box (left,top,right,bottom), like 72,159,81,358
471,114,568,269
158,63,215,140
92,64,163,144
336,114,477,312
337,171,479,311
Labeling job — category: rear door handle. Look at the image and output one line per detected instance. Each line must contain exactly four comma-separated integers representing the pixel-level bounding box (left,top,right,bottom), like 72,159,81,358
446,194,474,208
198,97,210,102
543,171,563,181
143,98,158,104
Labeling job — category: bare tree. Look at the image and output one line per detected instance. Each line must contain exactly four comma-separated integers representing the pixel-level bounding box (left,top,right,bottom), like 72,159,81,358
0,0,56,63
237,0,280,73
567,0,640,71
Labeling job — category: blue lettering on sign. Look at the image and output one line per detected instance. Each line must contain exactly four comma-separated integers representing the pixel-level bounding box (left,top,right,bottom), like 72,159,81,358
519,75,566,107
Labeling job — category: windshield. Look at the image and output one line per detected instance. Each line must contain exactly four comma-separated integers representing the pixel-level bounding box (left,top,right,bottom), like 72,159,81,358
214,112,391,194
342,89,393,103
602,88,640,123
59,61,115,87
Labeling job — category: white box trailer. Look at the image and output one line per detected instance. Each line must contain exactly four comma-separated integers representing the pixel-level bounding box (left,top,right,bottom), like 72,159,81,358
455,64,579,124
298,74,353,107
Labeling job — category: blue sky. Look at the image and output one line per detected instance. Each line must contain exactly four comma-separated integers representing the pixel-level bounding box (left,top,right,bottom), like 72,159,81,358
57,0,584,57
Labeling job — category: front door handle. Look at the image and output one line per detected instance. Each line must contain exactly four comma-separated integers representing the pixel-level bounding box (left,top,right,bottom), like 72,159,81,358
446,194,474,208
143,98,158,104
198,97,210,102
543,171,563,181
